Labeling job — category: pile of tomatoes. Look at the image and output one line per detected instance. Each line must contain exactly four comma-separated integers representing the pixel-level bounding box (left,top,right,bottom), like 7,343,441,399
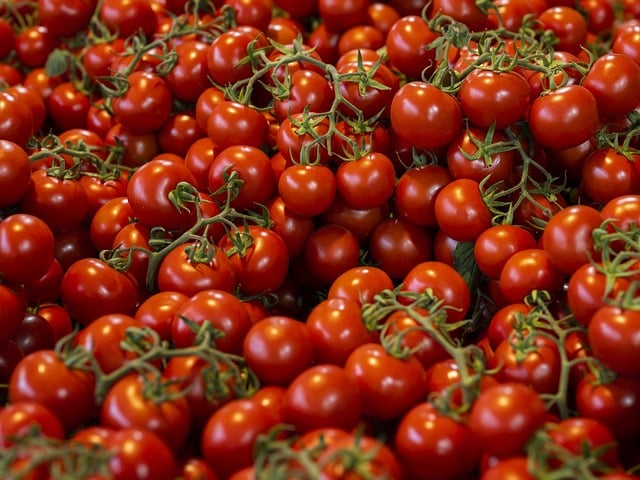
1,0,640,478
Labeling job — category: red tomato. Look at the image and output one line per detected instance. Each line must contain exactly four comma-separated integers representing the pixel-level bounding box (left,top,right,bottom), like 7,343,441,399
207,101,268,151
395,402,482,480
434,178,492,242
581,148,640,204
499,248,565,303
394,164,452,228
385,15,438,80
481,457,535,480
206,26,267,87
0,400,64,447
588,306,640,378
302,224,360,287
335,153,396,210
469,382,547,457
0,140,31,208
537,6,588,54
474,225,537,279
134,291,189,341
107,428,178,480
278,164,337,217
283,364,362,434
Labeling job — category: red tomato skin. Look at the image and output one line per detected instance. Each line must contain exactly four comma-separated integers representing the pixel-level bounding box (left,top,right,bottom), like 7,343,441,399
588,306,640,378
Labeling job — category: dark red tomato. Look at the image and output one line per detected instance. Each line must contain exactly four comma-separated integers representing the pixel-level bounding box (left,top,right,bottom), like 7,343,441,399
474,225,537,279
434,178,492,242
0,340,23,386
337,60,398,120
243,315,314,386
369,218,433,280
134,291,189,342
327,265,394,306
278,163,337,217
499,248,566,303
273,69,334,123
172,289,252,354
344,342,428,420
283,364,362,434
105,123,159,167
547,417,620,470
538,6,588,54
226,0,272,30
156,111,205,158
73,313,147,374
207,101,268,151
82,39,126,83
487,0,544,31
317,0,369,32
335,152,396,210
206,26,267,87
433,229,459,267
79,174,128,223
513,192,566,236
8,349,96,432
321,195,390,243
469,382,547,457
276,113,332,165
482,457,535,480
0,285,26,344
101,373,191,451
529,85,600,149
588,306,640,378
385,15,438,80
14,25,58,69
394,164,452,227
0,64,21,87
164,40,211,103
395,402,482,480
86,100,116,139
184,137,216,192
402,261,471,324
12,312,55,355
36,303,72,343
0,91,35,146
0,213,55,285
38,0,96,36
112,72,173,135
47,82,91,131
612,24,640,66
382,309,450,371
0,18,15,58
542,205,603,275
59,257,139,326
180,457,219,480
576,375,640,441
99,0,158,39
107,428,178,480
337,25,386,57
208,145,275,211
490,333,562,394
582,53,640,120
89,196,134,252
390,81,462,150
0,400,64,447
486,302,531,350
218,225,290,296
201,398,282,479
127,158,198,232
302,224,360,287
19,170,89,233
5,85,46,135
273,0,317,18
318,433,404,480
267,196,315,258
581,148,640,204
306,297,376,366
0,139,31,208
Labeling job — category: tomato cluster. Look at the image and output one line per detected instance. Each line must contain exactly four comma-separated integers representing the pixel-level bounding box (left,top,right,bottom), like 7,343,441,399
1,0,640,478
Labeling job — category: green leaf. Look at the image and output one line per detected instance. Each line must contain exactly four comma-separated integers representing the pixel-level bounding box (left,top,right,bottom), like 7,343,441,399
453,240,484,293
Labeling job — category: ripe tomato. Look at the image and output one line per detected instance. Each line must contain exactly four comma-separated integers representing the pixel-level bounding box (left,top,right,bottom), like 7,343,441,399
588,306,640,378
335,152,396,210
394,164,452,227
206,26,267,87
206,101,268,151
581,148,640,204
0,285,26,344
0,139,31,208
481,457,535,480
499,248,565,303
302,224,360,287
0,400,64,447
278,163,337,217
283,364,362,434
242,315,315,386
272,69,334,123
434,178,492,242
395,402,482,480
107,428,178,480
385,15,438,80
537,6,588,54
99,0,158,39
134,291,189,342
164,40,211,103
8,349,96,432
267,196,315,258
474,225,537,279
469,382,547,457
390,81,462,150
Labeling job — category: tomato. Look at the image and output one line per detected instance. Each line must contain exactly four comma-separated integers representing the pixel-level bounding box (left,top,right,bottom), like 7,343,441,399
278,163,337,217
538,6,589,54
394,164,452,228
134,291,189,342
542,205,603,275
0,18,15,58
12,312,55,355
107,428,178,480
14,25,58,69
469,382,547,457
481,457,535,480
101,372,191,451
36,303,72,343
283,364,362,434
302,224,360,287
0,213,55,285
306,297,377,366
395,402,482,480
576,375,640,441
172,289,252,354
99,0,158,39
528,85,600,150
127,158,198,232
272,69,334,123
0,285,26,344
321,195,390,243
513,192,566,236
0,91,35,146
243,315,315,386
385,15,438,80
8,349,96,432
474,225,537,280
344,342,428,420
201,398,282,479
390,81,462,150
0,140,30,209
267,196,315,258
335,152,396,210
206,26,267,87
588,306,640,378
336,60,398,120
499,248,565,303
276,113,332,165
402,261,471,324
458,70,531,130
612,24,640,67
581,148,640,205
318,0,369,32
0,400,64,447
434,178,492,242
59,257,139,326
206,101,268,151
369,218,434,280
218,225,290,296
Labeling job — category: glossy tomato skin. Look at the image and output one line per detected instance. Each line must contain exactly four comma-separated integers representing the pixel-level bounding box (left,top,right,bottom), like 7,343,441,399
499,248,565,303
434,178,492,242
283,364,362,434
474,225,537,279
206,101,268,151
581,148,640,204
394,164,452,228
0,285,26,343
588,306,640,378
385,15,438,80
107,428,178,480
302,224,360,287
59,258,139,326
0,139,31,208
8,349,97,432
395,402,482,480
0,400,65,447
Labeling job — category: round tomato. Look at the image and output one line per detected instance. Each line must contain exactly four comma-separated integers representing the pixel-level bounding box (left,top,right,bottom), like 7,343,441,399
0,400,64,447
107,428,178,480
385,15,438,80
474,225,537,279
434,178,492,242
302,224,360,287
394,164,452,227
0,140,31,208
588,306,640,378
278,163,337,217
499,248,565,303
